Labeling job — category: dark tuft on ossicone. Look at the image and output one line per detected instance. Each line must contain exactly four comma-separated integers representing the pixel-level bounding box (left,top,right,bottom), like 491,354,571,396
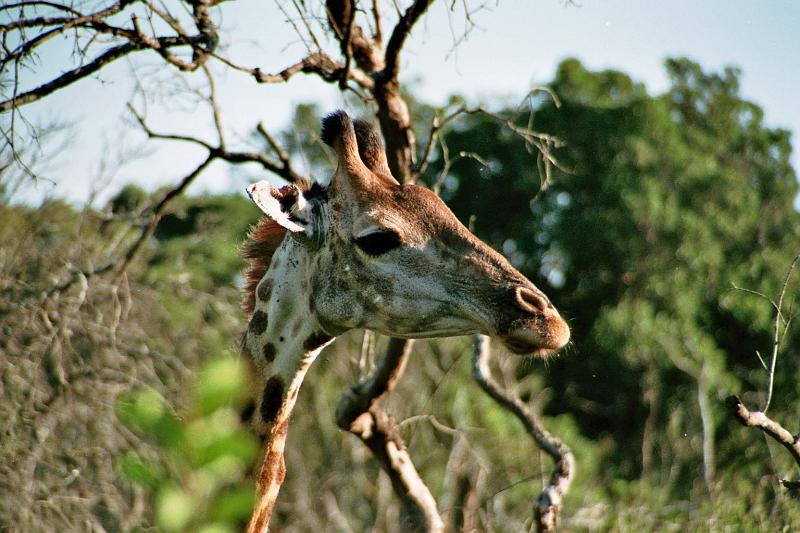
320,110,352,147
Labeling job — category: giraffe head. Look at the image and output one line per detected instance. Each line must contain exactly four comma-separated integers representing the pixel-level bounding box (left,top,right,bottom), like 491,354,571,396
245,111,569,357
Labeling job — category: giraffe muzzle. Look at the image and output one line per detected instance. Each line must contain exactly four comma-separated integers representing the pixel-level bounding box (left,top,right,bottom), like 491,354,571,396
500,286,570,357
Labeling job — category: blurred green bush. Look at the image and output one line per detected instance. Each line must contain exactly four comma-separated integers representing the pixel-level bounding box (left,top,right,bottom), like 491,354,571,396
116,357,258,532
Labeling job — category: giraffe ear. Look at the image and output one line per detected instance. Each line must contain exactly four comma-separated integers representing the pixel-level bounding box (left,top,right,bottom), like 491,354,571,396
246,181,313,235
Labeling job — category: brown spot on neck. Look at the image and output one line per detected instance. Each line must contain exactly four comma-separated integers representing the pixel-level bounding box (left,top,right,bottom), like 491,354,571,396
257,279,273,303
260,376,285,423
262,343,276,363
249,311,268,336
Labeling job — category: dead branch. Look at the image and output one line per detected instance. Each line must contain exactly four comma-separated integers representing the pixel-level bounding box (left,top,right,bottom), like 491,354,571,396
336,338,444,533
2,41,139,112
45,85,306,299
730,252,799,412
471,334,574,533
127,102,307,182
726,252,800,490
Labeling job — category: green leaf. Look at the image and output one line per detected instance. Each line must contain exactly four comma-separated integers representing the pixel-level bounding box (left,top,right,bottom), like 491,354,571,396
209,486,255,522
195,357,249,415
156,485,195,532
118,452,163,490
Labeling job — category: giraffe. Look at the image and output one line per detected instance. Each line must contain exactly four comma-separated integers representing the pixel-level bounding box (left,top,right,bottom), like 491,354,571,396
240,110,570,532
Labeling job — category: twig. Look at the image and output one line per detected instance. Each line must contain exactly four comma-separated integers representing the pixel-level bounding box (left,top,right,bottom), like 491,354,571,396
129,103,307,182
0,0,220,112
213,52,375,90
764,253,799,412
202,65,226,150
414,91,565,191
726,252,800,492
730,252,799,412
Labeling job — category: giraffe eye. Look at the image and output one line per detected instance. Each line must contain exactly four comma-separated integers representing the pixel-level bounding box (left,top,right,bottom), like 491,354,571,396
354,230,402,256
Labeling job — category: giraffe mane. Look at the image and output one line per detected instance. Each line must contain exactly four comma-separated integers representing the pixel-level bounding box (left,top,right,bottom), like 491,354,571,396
242,217,288,316
241,180,318,316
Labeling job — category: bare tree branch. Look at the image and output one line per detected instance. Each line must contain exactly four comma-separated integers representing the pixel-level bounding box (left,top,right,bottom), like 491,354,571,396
213,51,375,90
3,3,580,531
2,41,136,112
128,102,307,182
336,338,445,533
730,252,799,412
471,334,574,533
414,91,565,193
725,252,800,493
764,253,799,412
43,77,307,298
382,0,433,81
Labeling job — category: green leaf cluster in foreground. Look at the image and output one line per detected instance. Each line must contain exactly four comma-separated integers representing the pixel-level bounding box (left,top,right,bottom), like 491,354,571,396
116,357,258,532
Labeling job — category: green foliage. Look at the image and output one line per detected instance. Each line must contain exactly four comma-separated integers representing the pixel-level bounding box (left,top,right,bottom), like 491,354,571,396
116,357,258,532
109,184,148,213
147,193,257,290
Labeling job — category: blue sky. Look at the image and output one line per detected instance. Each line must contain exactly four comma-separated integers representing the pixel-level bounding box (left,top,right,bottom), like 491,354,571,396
15,0,800,205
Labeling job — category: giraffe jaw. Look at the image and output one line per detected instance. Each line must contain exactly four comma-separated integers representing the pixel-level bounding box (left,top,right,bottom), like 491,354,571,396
502,336,562,358
500,320,571,358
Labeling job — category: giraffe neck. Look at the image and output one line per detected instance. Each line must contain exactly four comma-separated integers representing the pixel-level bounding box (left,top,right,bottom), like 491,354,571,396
245,234,333,431
244,235,334,533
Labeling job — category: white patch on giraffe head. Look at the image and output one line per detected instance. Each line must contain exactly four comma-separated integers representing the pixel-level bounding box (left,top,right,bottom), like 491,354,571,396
246,181,314,235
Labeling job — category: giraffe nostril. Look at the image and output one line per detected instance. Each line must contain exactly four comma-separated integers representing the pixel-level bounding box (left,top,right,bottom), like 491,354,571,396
515,286,550,314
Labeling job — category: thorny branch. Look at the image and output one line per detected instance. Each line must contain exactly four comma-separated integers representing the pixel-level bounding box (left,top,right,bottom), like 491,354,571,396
471,335,574,533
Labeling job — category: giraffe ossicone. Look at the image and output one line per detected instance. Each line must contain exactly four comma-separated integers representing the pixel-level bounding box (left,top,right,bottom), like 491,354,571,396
241,110,570,532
